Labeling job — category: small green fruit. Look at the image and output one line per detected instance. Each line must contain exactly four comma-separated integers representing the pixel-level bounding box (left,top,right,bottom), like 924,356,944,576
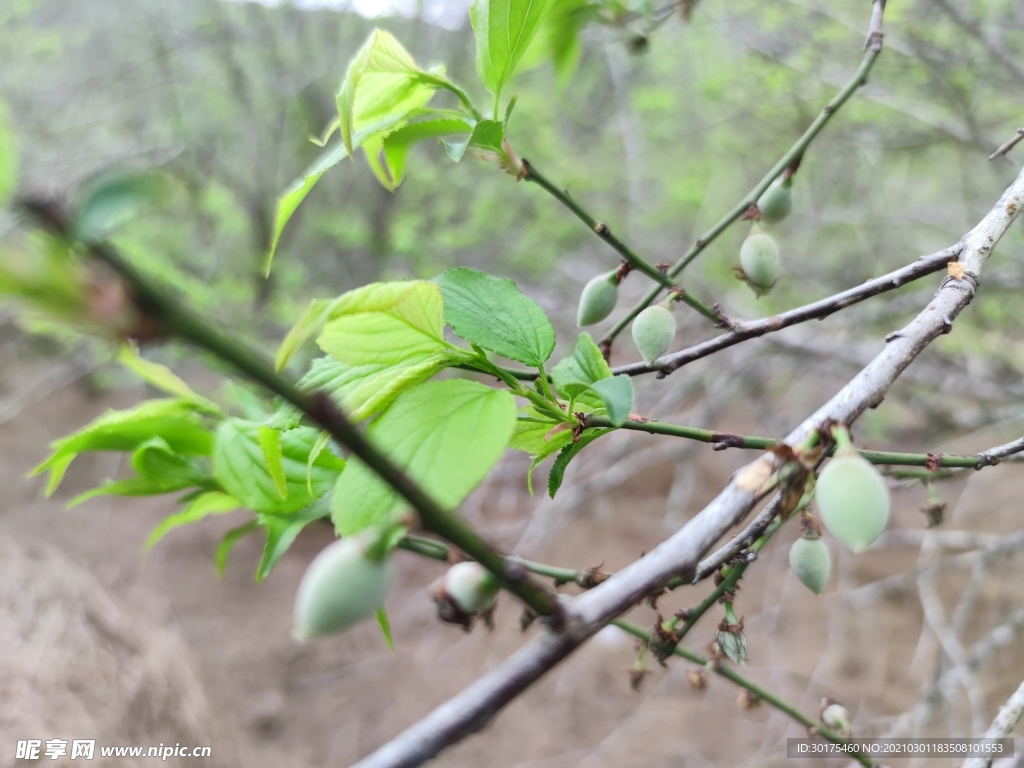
789,535,831,595
577,271,619,326
821,700,852,737
443,562,499,614
816,438,891,553
631,303,676,364
293,534,395,641
739,228,780,297
756,177,793,224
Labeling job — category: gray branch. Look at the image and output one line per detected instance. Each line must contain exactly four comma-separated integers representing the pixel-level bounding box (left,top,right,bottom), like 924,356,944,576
962,679,1024,768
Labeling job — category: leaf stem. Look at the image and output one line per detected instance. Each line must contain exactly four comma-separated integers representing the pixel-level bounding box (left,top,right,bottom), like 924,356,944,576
601,44,884,347
21,199,563,621
610,619,872,766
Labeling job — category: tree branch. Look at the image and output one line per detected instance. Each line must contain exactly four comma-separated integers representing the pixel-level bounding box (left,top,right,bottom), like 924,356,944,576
611,245,958,376
989,127,1024,161
17,199,563,621
355,160,1024,768
961,679,1024,768
601,0,887,348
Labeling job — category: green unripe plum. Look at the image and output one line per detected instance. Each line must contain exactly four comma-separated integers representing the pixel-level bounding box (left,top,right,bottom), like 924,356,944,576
292,534,395,641
631,303,676,365
757,177,793,224
816,445,891,553
443,562,500,614
577,271,619,326
739,228,780,297
789,535,831,595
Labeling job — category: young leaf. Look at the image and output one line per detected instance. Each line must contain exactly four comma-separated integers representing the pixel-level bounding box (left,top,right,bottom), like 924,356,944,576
144,491,240,552
276,297,338,371
552,332,612,411
589,375,633,427
468,119,504,153
118,345,221,414
306,430,332,495
508,407,573,494
337,29,438,156
264,141,348,276
258,426,288,500
67,475,175,508
256,497,331,582
214,419,344,515
131,437,213,488
434,267,555,366
443,138,470,163
332,379,516,535
31,399,214,496
375,607,395,651
471,0,554,97
548,429,610,498
216,520,260,578
381,117,474,189
318,281,448,366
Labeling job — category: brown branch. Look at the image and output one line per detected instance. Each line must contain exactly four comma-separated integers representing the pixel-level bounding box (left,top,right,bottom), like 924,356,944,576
611,245,959,377
989,127,1024,161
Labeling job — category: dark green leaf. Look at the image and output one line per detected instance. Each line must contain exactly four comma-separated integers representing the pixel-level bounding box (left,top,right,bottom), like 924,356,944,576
468,119,504,153
589,375,633,427
434,267,555,366
215,520,260,578
548,428,610,498
375,607,394,651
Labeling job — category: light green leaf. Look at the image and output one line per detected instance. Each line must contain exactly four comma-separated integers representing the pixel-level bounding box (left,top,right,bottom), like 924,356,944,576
318,281,448,366
256,497,330,582
443,138,470,162
214,419,344,515
589,375,633,427
332,379,516,535
375,607,394,651
509,408,572,455
216,521,260,578
258,426,288,500
67,476,172,508
276,297,337,372
264,141,348,277
552,332,612,411
118,345,221,414
471,0,553,97
381,118,474,189
31,399,214,496
144,491,240,552
434,267,554,366
337,29,438,156
306,430,331,495
0,98,18,208
468,119,504,153
548,429,611,499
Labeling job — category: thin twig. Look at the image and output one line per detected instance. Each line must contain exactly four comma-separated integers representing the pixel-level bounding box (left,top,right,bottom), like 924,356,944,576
988,127,1024,161
962,680,1024,768
611,245,958,376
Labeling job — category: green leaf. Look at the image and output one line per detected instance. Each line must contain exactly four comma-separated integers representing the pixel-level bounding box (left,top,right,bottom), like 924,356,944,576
67,475,172,508
332,379,516,535
434,267,555,366
548,429,610,498
216,521,260,578
276,297,337,372
589,375,633,427
31,399,214,496
214,419,344,515
144,491,240,552
258,426,288,500
471,0,553,97
256,497,330,582
381,118,474,189
503,93,518,127
118,345,221,414
337,29,438,156
132,437,213,488
306,430,332,495
443,138,470,162
0,98,18,208
468,119,504,153
552,332,612,411
264,141,348,276
318,281,448,366
72,168,167,242
375,607,395,651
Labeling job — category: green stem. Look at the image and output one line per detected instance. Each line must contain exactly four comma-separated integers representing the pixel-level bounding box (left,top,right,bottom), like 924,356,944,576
611,620,872,766
601,46,883,347
520,159,725,326
23,200,562,620
535,365,558,402
398,533,582,585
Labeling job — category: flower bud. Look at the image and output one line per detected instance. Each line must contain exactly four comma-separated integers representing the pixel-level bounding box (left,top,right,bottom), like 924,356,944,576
292,534,395,641
577,271,619,326
631,303,676,365
739,227,780,297
820,699,852,737
816,430,891,553
756,177,793,224
789,535,831,595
